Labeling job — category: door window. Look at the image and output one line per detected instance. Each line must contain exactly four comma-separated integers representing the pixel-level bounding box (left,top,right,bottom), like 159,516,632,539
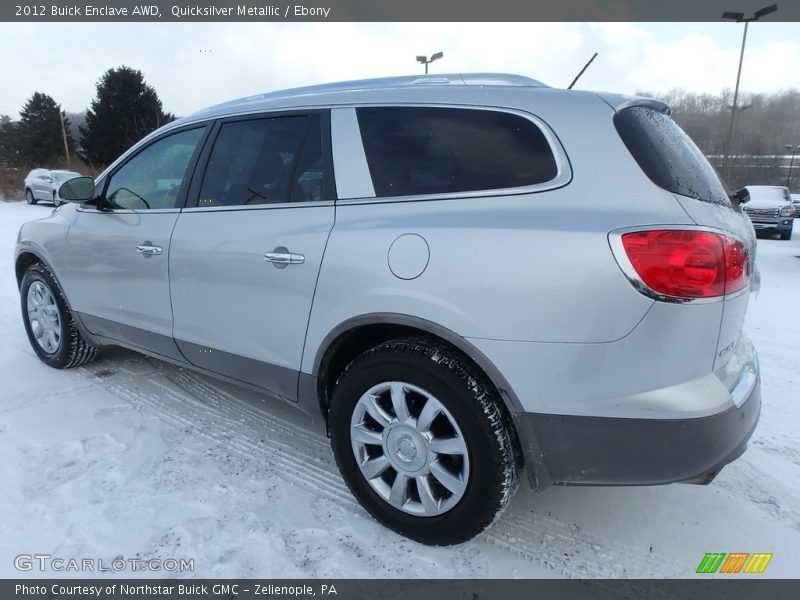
198,115,323,207
104,127,205,210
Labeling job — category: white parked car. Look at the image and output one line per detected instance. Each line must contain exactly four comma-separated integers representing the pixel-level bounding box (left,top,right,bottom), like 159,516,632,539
24,168,83,206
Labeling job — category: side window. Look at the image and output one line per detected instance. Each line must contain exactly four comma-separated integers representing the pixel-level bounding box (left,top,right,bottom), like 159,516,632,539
105,127,205,210
198,114,322,207
356,107,558,198
291,116,324,202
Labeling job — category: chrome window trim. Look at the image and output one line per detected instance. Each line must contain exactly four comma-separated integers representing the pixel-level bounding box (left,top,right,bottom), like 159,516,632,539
334,102,572,204
76,206,182,215
608,225,752,305
181,200,335,213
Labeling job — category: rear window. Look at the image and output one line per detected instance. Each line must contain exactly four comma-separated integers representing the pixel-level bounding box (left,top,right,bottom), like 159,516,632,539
614,106,730,206
356,106,558,198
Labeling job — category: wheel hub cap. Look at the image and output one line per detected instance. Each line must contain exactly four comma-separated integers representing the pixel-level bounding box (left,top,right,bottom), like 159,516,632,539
350,381,470,517
26,280,62,354
397,438,416,461
385,427,427,473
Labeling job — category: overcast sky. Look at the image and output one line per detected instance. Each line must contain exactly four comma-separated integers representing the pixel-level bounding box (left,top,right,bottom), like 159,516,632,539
1,21,798,118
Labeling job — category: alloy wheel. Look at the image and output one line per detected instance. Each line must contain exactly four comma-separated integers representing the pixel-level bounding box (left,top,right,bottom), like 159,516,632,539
26,281,62,353
350,381,470,517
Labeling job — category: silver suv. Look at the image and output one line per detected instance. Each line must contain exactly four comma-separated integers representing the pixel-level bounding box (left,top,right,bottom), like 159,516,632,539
15,74,761,545
740,185,794,240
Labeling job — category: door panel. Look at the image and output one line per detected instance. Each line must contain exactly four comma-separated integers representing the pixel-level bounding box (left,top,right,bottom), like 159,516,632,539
63,210,183,357
169,205,334,398
59,125,208,358
169,112,335,399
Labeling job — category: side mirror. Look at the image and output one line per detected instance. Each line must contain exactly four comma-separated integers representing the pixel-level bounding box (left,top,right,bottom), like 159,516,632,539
58,177,95,203
731,188,750,205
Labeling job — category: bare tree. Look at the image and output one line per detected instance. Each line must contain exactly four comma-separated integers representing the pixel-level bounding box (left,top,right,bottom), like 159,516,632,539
642,88,800,191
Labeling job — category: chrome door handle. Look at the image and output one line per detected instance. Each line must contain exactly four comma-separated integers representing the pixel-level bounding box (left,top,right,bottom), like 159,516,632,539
136,244,162,257
264,253,305,264
264,247,304,269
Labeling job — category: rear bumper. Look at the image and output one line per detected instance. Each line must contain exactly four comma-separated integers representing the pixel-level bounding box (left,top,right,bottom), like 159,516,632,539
516,377,761,489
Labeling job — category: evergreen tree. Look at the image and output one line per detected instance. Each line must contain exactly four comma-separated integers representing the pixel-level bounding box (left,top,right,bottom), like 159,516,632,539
14,93,74,166
79,66,174,167
0,115,17,166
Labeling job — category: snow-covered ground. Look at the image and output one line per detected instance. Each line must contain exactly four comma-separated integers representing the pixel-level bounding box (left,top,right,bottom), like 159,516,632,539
0,199,798,579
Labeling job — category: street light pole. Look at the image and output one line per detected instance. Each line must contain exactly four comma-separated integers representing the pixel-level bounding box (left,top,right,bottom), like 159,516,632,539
721,4,778,180
721,20,749,179
785,144,800,189
416,51,444,74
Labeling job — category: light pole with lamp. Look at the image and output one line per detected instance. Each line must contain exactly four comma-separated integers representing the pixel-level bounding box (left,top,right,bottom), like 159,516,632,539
416,51,443,74
721,4,778,179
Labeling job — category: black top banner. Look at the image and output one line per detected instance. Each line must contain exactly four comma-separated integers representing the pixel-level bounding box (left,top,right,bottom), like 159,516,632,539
2,0,799,22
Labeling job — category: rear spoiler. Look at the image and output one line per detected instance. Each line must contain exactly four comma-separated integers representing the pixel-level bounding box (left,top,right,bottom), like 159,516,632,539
595,93,671,116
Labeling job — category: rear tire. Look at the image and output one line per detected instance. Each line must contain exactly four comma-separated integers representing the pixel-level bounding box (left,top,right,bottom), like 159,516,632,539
20,262,97,369
25,189,37,205
329,337,521,545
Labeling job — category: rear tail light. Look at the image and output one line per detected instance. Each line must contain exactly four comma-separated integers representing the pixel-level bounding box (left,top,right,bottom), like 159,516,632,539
618,230,748,299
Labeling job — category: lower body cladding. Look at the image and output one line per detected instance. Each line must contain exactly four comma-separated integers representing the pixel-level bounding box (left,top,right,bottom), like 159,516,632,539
516,383,760,487
470,321,762,489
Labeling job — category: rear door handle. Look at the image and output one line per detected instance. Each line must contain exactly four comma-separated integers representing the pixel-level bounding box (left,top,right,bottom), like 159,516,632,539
136,243,162,258
264,246,304,269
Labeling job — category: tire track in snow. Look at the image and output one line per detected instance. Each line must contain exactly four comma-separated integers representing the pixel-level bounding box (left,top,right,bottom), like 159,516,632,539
713,458,800,527
751,435,800,467
89,370,359,509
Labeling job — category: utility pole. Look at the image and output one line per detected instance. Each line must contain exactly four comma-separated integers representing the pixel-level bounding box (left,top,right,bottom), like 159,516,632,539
59,111,70,167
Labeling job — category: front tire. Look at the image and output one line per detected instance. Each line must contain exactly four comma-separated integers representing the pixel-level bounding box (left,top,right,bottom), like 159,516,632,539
20,263,97,369
25,189,37,205
329,337,520,545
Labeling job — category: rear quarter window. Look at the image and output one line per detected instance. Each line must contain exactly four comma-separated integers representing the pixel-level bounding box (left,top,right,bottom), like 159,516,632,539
614,106,730,206
356,106,558,198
